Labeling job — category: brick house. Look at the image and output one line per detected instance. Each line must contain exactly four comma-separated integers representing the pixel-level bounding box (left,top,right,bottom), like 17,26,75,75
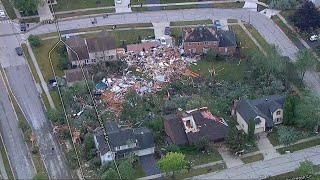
182,26,237,56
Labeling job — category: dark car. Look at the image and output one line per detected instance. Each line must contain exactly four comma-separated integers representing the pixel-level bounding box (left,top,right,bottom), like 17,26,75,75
15,47,23,56
214,20,222,30
20,22,26,31
165,27,171,35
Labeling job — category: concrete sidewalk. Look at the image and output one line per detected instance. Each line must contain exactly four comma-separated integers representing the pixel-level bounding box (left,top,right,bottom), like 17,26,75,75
192,145,320,179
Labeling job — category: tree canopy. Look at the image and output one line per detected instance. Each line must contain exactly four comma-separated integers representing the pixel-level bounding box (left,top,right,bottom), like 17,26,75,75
283,95,296,126
28,35,41,48
157,152,188,177
13,0,40,15
269,0,298,10
290,1,320,32
277,126,298,146
295,49,316,83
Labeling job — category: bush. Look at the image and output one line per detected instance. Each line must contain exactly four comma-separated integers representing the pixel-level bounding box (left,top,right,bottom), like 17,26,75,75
66,151,79,170
33,173,48,180
28,35,41,48
166,145,181,153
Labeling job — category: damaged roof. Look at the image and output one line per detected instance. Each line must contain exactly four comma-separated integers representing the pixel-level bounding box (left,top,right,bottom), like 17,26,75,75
182,27,220,42
218,30,237,47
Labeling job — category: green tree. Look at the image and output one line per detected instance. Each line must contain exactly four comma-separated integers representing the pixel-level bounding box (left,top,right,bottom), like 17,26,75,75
283,95,296,126
166,145,181,153
277,126,298,146
101,168,118,180
59,57,69,70
66,151,79,170
295,91,320,130
290,1,320,32
225,120,244,152
185,95,208,110
33,173,48,180
13,0,40,15
296,160,315,176
195,137,210,151
295,49,316,83
269,0,298,10
28,35,41,48
118,160,134,180
157,152,188,178
46,108,65,125
247,119,255,143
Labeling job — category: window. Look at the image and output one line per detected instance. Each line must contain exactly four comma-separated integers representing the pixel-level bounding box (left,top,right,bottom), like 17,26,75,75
91,59,96,62
204,42,208,45
276,118,280,122
276,110,281,115
85,59,88,64
213,42,217,45
255,122,260,126
188,43,191,46
224,47,228,53
197,43,200,46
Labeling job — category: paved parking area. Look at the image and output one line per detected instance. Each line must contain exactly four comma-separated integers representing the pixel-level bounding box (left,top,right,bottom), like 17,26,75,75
152,22,172,45
114,0,132,13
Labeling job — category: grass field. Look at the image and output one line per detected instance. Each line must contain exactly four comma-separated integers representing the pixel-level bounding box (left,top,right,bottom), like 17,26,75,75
241,153,264,164
55,8,115,19
214,2,245,8
179,146,222,166
244,23,271,52
229,24,261,57
227,19,238,23
1,0,16,19
174,163,225,179
53,0,114,12
22,44,41,83
271,15,300,43
277,138,320,154
170,20,212,26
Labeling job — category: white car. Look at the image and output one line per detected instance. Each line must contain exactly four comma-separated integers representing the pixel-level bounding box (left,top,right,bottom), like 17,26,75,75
160,37,166,45
0,10,6,18
310,35,318,42
116,0,122,4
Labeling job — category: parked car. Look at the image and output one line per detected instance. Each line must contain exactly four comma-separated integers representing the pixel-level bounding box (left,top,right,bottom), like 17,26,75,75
116,0,122,4
160,37,166,45
310,35,319,42
165,27,171,35
20,22,27,31
214,20,222,30
15,47,23,56
0,10,6,18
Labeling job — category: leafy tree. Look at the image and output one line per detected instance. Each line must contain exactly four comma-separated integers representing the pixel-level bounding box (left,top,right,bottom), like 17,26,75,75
277,126,298,146
157,152,188,178
195,137,210,151
295,91,320,130
247,119,255,143
295,49,316,83
224,120,244,152
101,168,118,180
118,160,134,180
66,151,79,170
28,35,41,48
59,57,69,70
185,95,208,110
13,0,40,15
283,95,296,126
166,145,181,153
46,108,65,125
71,82,88,97
269,0,298,10
296,160,315,176
33,173,48,180
290,1,320,32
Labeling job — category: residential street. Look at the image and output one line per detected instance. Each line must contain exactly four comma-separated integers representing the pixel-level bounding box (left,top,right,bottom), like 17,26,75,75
0,21,71,179
0,69,35,179
192,145,320,179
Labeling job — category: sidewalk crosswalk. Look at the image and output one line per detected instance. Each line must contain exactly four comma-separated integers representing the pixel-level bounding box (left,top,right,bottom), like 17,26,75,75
0,20,11,24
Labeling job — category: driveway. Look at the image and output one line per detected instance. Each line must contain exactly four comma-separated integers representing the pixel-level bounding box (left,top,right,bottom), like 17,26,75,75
114,0,132,13
217,145,243,168
256,133,280,160
152,22,172,45
192,145,320,179
139,155,160,176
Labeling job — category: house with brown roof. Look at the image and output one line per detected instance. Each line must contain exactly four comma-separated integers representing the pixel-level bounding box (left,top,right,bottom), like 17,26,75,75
163,107,229,146
63,68,90,87
182,26,237,56
65,35,90,67
86,31,117,63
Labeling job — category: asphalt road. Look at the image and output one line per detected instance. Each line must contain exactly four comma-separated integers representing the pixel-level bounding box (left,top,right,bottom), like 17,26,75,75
0,21,71,179
0,69,35,179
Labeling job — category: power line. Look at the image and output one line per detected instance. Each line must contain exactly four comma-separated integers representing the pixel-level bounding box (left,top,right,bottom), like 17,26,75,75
48,2,123,180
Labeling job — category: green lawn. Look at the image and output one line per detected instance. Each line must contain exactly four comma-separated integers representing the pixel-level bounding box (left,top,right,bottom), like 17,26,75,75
170,20,212,26
22,44,41,83
55,8,115,19
170,27,182,46
1,0,17,19
133,161,146,179
174,163,225,179
268,128,280,146
41,92,51,110
271,15,300,43
180,146,222,166
227,19,238,23
214,2,245,8
53,0,114,12
190,59,247,82
0,135,14,180
161,4,197,10
32,39,63,82
244,23,271,52
50,91,63,110
229,24,261,57
277,138,320,154
241,153,264,164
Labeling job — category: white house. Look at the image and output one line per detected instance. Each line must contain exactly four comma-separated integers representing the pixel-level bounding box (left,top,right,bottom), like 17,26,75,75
94,121,155,165
232,95,285,134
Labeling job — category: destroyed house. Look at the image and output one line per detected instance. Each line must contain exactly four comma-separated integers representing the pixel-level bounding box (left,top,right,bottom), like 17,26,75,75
94,121,155,165
233,94,285,134
163,107,229,146
182,26,237,56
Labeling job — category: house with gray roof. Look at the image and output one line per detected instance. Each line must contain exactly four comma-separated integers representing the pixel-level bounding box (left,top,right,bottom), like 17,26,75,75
232,95,285,134
94,121,155,165
65,35,90,67
182,26,237,56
